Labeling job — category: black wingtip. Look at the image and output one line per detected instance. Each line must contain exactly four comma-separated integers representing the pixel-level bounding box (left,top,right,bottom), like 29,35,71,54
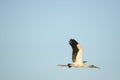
69,39,78,45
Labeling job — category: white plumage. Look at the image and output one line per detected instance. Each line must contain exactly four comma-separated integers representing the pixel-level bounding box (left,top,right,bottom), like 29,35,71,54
58,39,100,69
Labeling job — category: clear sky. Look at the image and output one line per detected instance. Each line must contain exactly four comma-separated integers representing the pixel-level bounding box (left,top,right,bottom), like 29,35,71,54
0,0,120,80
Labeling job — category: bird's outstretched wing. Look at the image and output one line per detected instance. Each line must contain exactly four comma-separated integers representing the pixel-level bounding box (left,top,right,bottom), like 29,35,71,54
69,39,83,64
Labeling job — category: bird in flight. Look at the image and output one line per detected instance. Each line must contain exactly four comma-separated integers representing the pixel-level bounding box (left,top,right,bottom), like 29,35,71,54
58,39,100,69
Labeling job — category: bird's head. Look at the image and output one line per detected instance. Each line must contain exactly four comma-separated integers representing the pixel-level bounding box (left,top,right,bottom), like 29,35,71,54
67,63,72,68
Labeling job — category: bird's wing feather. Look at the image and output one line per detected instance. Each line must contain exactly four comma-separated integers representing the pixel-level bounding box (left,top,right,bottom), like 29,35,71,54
69,39,83,64
75,44,83,64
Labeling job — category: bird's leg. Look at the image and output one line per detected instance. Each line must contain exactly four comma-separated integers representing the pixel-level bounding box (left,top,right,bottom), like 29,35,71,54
89,65,100,69
83,61,87,63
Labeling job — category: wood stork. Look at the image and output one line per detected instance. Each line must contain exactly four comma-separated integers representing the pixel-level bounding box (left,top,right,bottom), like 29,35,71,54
58,39,100,69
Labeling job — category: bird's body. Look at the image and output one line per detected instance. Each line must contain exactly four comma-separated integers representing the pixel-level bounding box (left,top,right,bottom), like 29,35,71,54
58,39,100,69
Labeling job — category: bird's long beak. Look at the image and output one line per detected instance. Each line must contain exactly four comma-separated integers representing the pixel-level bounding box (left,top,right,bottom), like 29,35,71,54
57,64,68,67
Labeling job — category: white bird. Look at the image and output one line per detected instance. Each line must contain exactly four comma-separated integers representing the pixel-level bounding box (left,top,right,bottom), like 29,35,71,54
58,39,100,69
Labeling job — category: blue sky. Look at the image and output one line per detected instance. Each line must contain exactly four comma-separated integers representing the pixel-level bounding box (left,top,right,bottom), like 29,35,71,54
0,0,120,80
